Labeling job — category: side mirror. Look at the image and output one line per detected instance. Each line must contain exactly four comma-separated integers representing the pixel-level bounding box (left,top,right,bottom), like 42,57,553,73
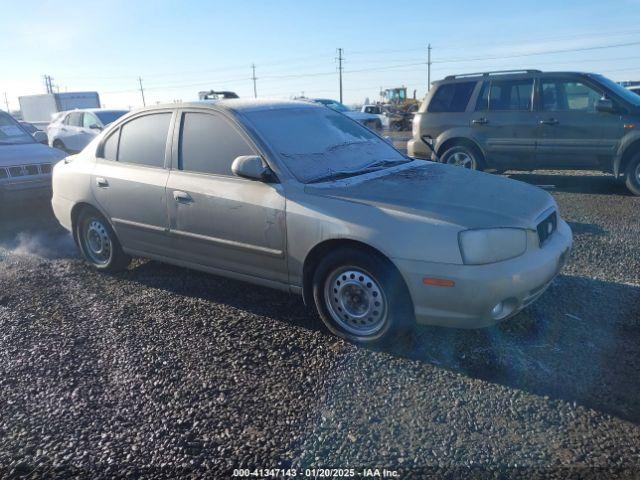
89,124,103,131
33,130,48,144
596,98,615,113
231,155,276,182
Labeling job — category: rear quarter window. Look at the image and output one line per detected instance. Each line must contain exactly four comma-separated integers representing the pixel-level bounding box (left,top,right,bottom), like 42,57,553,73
427,82,476,113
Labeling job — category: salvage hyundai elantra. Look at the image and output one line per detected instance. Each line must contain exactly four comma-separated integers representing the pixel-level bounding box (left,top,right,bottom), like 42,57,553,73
51,99,572,343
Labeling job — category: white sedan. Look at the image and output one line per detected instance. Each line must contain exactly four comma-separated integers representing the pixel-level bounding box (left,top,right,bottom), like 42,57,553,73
48,109,128,153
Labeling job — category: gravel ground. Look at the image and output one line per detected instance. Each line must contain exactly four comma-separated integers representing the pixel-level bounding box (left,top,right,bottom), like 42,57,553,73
0,167,639,479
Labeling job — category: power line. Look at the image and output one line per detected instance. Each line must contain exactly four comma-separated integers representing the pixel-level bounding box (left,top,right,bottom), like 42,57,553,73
433,40,640,64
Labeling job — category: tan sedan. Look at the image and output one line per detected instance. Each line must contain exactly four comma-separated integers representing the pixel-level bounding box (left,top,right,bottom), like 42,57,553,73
51,100,572,343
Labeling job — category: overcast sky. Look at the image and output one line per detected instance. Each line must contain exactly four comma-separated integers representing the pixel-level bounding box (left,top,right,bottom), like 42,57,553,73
2,0,640,110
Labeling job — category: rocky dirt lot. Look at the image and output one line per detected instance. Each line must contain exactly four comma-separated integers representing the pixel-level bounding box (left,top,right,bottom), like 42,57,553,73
0,168,639,479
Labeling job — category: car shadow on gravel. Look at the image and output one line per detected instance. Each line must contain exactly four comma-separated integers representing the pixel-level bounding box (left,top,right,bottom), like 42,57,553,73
506,172,629,195
378,274,640,425
123,260,325,333
124,259,640,425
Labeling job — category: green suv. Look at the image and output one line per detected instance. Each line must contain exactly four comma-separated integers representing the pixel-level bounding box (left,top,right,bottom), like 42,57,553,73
408,70,640,195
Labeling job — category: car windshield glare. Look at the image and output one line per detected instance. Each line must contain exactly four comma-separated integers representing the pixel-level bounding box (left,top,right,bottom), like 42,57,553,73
244,107,407,183
592,74,640,107
0,114,34,145
95,110,128,125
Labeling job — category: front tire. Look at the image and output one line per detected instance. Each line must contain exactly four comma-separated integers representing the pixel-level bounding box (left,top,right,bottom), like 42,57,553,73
624,152,640,196
76,208,130,271
441,144,482,171
312,247,413,344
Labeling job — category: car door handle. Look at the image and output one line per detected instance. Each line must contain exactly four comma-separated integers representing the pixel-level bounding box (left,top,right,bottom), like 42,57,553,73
173,190,193,204
472,117,488,125
95,177,109,188
539,118,559,125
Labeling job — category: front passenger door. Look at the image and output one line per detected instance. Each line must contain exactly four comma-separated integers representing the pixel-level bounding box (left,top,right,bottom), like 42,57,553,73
536,77,623,168
166,109,287,284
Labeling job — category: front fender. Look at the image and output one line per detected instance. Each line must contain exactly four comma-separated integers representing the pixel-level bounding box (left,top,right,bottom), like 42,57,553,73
614,131,640,177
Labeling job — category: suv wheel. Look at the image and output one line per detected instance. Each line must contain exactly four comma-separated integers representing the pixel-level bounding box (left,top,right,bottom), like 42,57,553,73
624,152,640,196
441,145,482,170
76,207,130,271
312,247,413,344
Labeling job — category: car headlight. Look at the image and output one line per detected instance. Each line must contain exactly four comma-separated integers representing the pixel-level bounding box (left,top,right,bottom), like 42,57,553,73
412,114,421,137
458,228,527,265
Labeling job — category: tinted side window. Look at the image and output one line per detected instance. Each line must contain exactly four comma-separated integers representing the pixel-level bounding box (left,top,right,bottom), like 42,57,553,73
102,129,119,161
428,82,476,113
542,79,602,112
488,79,533,111
179,112,254,176
118,113,171,167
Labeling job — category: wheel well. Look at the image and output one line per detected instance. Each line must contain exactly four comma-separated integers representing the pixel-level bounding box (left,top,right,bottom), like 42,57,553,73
437,137,485,166
302,239,395,306
620,140,640,177
70,203,103,245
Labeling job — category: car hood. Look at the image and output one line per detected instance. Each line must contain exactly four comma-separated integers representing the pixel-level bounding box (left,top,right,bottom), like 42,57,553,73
0,143,67,167
304,161,556,229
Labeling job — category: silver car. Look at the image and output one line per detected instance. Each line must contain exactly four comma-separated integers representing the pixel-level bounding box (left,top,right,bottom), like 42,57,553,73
1,111,66,203
51,100,572,343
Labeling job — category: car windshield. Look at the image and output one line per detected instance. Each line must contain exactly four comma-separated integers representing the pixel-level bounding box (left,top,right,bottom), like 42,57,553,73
95,110,128,125
244,107,408,183
591,74,640,107
0,114,34,145
316,100,350,113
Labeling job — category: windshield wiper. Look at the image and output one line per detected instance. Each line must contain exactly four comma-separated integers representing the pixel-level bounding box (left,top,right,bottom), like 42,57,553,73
306,159,410,184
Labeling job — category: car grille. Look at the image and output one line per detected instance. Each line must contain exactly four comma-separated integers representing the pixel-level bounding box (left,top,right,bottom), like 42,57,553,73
0,164,52,179
537,211,557,246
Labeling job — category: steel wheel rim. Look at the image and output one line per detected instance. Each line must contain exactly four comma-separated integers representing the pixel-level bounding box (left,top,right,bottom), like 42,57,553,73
83,219,112,265
447,151,474,169
324,267,388,336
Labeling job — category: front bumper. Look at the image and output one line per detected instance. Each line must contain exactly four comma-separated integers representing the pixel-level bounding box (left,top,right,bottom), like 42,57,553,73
394,219,573,328
0,177,52,204
407,138,436,160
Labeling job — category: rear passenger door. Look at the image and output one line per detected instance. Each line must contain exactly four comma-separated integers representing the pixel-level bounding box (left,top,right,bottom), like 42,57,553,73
92,110,175,256
535,76,623,169
166,109,287,284
471,78,537,169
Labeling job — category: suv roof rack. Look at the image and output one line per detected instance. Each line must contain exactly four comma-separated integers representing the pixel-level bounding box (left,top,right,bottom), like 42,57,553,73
444,69,542,80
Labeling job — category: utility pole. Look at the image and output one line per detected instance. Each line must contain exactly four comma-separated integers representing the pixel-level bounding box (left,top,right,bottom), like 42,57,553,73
4,92,9,112
138,77,146,106
337,48,344,103
427,43,432,91
251,64,258,98
43,75,54,94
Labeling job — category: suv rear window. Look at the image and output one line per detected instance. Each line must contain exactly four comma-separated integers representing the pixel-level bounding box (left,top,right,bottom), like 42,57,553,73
428,82,476,113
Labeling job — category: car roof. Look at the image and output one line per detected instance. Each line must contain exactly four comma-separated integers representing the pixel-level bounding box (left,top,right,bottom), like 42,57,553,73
132,99,323,114
433,70,596,85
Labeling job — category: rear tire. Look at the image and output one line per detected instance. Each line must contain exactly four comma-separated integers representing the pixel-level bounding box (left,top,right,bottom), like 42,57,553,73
75,207,130,272
441,144,483,171
624,152,640,196
312,247,414,344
